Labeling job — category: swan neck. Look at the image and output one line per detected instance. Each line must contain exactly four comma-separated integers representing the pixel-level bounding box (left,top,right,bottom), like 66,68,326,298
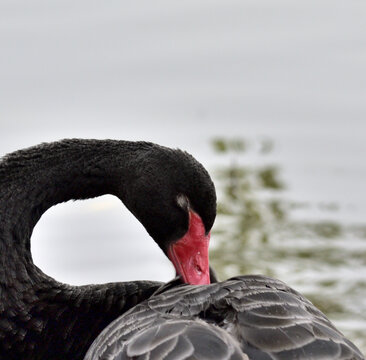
0,140,132,284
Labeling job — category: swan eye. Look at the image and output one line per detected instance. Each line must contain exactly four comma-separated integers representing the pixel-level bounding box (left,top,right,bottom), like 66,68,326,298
176,194,190,210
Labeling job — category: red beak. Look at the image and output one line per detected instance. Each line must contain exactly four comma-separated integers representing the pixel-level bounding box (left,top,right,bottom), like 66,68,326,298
168,210,210,285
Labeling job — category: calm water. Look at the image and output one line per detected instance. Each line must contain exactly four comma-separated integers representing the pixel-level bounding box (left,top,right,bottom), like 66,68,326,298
210,138,366,353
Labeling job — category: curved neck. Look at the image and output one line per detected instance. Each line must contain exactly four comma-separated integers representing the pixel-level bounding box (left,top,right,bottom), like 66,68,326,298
0,139,137,285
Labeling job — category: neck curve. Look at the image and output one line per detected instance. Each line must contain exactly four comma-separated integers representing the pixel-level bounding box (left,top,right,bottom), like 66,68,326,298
0,139,145,285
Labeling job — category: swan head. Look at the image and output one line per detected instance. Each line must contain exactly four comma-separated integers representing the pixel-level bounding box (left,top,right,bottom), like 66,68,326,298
115,143,216,286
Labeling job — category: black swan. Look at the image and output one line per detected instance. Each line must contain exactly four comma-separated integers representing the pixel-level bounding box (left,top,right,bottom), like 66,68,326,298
0,139,364,360
0,139,216,360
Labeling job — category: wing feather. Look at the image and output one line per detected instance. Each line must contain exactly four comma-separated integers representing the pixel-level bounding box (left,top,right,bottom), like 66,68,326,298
84,275,364,360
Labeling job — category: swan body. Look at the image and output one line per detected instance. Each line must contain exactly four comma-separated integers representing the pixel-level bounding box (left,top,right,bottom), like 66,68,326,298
0,140,364,360
85,275,365,360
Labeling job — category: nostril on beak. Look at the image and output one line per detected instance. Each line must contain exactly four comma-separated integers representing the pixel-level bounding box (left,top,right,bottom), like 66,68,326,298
195,264,202,274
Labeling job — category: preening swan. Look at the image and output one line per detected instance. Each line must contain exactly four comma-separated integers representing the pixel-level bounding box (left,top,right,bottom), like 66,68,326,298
0,140,364,360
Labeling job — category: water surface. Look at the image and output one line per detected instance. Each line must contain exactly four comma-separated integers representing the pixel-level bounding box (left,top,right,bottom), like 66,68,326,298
210,138,366,353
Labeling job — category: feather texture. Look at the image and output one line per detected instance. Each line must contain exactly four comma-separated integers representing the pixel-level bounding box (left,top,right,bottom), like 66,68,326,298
85,275,365,360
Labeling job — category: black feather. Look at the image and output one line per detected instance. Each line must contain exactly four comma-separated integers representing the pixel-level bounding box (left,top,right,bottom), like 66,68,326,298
85,275,364,360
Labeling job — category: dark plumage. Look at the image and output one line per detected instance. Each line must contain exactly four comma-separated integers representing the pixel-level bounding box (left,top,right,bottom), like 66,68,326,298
1,139,364,360
0,139,216,360
85,275,365,360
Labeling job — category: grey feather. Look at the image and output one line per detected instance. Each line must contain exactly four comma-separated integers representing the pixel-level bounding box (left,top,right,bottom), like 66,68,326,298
85,275,364,360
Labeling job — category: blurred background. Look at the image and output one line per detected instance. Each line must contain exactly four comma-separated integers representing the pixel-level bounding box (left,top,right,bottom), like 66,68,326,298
1,0,365,352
